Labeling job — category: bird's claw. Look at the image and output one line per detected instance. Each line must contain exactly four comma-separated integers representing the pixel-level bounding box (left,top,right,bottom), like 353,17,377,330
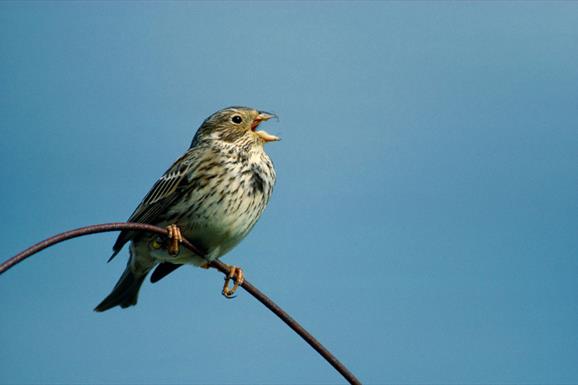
166,224,183,256
222,265,244,298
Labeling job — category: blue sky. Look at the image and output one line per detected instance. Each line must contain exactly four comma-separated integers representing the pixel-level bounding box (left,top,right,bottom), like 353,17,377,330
1,2,577,384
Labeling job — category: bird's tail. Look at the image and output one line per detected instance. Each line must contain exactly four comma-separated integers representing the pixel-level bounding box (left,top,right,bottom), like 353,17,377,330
94,265,149,312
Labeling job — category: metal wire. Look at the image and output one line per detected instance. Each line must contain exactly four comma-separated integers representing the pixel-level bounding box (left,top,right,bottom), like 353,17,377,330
1,222,361,385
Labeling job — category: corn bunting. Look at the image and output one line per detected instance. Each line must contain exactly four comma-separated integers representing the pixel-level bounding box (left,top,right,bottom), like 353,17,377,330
95,107,278,311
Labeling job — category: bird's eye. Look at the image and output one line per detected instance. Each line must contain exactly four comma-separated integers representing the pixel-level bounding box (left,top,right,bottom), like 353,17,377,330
231,115,243,124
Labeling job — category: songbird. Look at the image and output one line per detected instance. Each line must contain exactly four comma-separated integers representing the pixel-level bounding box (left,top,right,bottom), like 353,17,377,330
95,107,279,312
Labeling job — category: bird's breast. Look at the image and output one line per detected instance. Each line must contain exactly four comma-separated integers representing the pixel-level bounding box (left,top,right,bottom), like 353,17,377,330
167,147,276,259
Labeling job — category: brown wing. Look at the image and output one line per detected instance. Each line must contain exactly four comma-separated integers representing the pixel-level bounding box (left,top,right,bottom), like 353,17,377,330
108,149,201,261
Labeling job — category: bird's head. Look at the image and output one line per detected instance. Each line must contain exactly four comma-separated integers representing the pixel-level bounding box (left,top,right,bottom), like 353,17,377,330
192,107,279,148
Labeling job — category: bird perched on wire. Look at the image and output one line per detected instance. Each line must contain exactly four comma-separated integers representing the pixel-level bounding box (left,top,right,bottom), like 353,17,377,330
95,107,279,312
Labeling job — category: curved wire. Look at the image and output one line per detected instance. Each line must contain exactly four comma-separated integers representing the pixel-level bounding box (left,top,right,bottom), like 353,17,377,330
1,222,361,385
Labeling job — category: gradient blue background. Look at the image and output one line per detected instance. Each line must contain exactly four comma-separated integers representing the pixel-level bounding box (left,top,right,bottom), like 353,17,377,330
1,2,577,384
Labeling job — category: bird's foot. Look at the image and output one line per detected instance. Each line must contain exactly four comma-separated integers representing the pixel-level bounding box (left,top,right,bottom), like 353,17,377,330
166,224,183,256
222,264,244,298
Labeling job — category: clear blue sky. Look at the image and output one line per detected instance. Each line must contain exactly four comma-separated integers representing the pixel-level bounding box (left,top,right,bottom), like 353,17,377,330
1,2,577,384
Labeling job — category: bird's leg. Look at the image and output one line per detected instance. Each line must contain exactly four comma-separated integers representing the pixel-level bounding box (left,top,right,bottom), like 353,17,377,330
166,224,183,256
222,264,245,298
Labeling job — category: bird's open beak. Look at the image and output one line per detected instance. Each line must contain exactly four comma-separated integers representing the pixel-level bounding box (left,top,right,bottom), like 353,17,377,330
252,112,280,142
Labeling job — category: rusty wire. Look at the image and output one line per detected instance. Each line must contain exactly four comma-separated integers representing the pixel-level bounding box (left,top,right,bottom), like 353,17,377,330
0,222,361,385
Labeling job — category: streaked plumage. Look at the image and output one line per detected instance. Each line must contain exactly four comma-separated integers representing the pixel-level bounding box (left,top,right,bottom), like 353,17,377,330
95,107,278,311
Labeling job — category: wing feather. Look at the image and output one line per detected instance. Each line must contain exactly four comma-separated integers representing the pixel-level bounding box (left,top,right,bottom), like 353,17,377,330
109,149,203,259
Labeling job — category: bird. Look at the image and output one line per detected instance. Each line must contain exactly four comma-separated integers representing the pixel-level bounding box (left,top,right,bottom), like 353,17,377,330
95,106,279,312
